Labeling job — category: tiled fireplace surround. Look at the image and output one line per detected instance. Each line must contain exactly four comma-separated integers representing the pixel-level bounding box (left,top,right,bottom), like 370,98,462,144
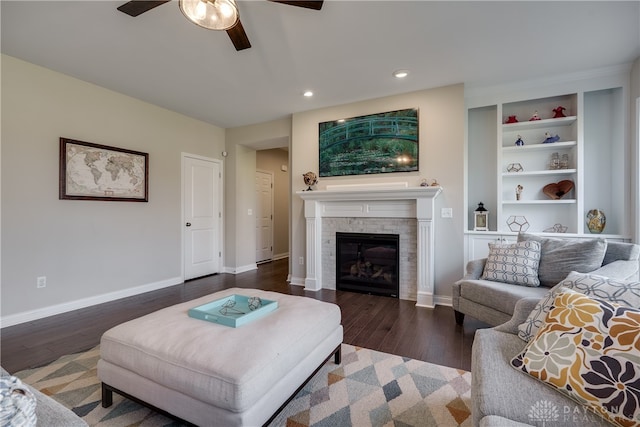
298,183,442,307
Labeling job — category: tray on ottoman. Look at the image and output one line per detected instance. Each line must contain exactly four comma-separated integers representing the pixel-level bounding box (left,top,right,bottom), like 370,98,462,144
188,294,278,327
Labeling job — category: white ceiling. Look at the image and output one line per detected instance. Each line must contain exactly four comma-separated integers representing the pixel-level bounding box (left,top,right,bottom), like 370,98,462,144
2,1,639,129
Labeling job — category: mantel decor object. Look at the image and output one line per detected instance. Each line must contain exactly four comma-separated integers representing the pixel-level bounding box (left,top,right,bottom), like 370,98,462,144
586,209,606,234
516,184,523,200
505,115,519,124
59,137,148,202
543,180,574,200
474,202,489,231
302,171,318,191
507,215,530,232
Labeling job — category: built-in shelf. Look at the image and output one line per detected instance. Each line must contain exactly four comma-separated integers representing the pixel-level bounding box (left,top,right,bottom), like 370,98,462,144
502,169,577,177
502,141,577,152
502,199,576,205
502,116,577,131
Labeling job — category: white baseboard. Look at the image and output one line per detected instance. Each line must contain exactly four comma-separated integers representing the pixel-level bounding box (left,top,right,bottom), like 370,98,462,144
222,264,257,274
272,252,289,261
288,276,305,286
0,276,183,328
434,295,452,307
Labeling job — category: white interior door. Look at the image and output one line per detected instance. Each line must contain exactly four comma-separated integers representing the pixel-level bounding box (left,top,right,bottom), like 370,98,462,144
255,170,273,263
183,154,222,280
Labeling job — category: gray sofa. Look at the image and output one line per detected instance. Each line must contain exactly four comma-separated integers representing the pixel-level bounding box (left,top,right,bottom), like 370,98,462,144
1,367,88,426
472,297,618,427
452,236,640,326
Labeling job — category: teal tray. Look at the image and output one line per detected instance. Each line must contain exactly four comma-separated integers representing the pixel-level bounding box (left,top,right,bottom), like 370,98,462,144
188,294,278,328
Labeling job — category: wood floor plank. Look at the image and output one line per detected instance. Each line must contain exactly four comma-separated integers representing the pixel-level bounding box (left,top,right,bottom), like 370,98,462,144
0,259,487,373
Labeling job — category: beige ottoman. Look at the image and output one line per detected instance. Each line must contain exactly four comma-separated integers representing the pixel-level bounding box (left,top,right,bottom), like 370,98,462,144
97,288,343,426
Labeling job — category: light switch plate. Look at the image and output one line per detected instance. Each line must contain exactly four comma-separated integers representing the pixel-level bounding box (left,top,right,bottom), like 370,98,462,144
441,208,453,218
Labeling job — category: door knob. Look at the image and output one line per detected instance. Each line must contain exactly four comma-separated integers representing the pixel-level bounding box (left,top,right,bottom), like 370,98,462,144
186,222,191,227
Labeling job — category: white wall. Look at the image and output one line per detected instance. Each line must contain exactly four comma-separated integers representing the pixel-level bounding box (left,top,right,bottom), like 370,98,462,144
1,55,225,324
289,84,465,300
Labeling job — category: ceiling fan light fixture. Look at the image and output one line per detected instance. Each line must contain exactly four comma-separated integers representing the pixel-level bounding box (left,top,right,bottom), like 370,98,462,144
179,0,239,30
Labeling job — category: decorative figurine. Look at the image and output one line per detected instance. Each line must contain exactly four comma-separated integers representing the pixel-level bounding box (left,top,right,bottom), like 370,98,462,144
542,132,560,144
529,111,541,121
430,179,440,187
514,135,524,146
420,178,428,187
516,184,523,200
302,171,318,191
505,115,519,124
552,106,566,118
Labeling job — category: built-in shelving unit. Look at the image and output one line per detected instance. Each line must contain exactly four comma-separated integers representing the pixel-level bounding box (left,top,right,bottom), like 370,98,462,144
464,71,631,261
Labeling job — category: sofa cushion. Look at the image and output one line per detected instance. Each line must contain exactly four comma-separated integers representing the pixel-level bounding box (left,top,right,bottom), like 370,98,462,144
459,279,548,316
517,233,607,287
511,288,640,427
518,271,640,342
472,328,608,426
481,241,541,287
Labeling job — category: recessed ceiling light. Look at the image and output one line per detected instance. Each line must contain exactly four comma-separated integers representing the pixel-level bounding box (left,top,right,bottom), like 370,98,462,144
303,90,314,97
393,70,409,79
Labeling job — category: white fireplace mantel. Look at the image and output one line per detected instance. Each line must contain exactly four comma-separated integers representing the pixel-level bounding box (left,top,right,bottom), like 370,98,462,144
297,185,442,308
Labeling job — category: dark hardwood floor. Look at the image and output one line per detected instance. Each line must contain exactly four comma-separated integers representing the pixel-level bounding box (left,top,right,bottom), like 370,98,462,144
1,258,487,374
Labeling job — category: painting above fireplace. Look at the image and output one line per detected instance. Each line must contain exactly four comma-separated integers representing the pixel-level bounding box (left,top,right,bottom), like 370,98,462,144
318,108,418,177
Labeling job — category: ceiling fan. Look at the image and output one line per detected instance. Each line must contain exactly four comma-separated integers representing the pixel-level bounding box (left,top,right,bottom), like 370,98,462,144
117,0,324,51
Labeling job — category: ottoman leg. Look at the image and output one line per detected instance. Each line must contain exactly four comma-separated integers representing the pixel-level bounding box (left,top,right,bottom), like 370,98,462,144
101,383,113,408
334,345,342,364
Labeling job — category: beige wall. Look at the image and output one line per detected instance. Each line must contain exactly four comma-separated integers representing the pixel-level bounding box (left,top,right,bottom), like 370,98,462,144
225,118,291,271
289,84,465,299
1,55,225,322
256,149,290,259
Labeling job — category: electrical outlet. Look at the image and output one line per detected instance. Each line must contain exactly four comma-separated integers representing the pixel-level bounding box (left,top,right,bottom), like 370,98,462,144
441,207,453,218
299,257,304,265
37,276,46,288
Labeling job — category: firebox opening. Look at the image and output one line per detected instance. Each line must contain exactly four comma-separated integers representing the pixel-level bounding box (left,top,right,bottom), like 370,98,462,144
335,232,400,298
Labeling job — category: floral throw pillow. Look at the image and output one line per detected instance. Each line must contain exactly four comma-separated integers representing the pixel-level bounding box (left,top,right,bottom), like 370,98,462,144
511,288,640,427
517,271,640,342
480,240,541,287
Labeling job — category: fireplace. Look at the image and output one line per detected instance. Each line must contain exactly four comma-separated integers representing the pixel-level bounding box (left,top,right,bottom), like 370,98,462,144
297,184,442,307
336,232,399,298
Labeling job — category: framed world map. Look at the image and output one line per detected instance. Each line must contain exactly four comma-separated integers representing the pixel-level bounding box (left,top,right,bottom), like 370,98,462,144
59,138,149,202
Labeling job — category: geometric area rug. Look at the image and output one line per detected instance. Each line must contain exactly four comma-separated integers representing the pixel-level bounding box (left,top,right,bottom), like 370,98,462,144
13,344,472,427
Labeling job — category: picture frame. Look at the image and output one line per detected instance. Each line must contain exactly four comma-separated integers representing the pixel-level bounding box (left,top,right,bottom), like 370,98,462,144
318,108,418,177
59,138,149,202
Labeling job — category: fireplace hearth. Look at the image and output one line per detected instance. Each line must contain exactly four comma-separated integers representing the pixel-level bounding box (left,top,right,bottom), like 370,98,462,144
336,232,399,298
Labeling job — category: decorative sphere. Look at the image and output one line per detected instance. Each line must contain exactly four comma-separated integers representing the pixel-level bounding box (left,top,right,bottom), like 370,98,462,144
302,171,318,189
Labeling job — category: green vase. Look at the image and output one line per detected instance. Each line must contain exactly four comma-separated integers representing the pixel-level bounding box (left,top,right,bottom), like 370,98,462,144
586,209,606,234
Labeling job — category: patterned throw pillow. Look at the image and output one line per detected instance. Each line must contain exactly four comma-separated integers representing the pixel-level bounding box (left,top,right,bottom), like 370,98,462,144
511,288,640,427
481,240,541,287
518,271,640,342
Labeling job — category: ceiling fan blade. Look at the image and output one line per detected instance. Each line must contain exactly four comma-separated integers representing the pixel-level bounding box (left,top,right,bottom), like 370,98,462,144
117,1,171,17
227,19,251,51
267,1,323,10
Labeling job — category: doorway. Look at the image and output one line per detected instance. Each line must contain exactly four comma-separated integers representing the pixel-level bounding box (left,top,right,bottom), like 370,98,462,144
182,153,223,280
255,170,274,263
